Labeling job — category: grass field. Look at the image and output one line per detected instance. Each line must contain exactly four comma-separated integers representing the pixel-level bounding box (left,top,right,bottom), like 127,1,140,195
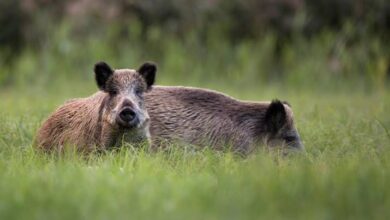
0,77,389,219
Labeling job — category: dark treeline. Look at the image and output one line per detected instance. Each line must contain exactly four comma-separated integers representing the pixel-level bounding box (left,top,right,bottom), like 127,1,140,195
0,0,389,88
1,0,389,55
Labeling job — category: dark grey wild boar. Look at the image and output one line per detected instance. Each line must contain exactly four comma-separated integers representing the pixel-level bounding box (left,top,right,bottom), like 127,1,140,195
145,86,303,154
35,61,157,152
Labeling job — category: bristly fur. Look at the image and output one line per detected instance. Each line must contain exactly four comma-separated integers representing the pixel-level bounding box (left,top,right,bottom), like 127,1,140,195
145,86,297,154
35,92,114,152
35,62,156,153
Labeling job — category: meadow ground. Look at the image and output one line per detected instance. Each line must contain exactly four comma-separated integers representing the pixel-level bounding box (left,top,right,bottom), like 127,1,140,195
0,80,389,220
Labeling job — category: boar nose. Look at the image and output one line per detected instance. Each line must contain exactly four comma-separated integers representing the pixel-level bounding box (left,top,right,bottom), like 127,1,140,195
119,108,137,124
289,138,304,151
292,141,304,150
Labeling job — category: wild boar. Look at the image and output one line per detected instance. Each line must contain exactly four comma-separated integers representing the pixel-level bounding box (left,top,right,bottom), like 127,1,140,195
145,86,303,154
35,61,157,152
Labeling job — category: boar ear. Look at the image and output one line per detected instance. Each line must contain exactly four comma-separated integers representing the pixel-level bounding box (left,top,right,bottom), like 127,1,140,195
265,99,287,134
138,62,156,90
94,61,113,91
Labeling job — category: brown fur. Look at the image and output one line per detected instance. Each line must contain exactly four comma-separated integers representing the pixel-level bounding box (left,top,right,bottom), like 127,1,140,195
35,62,156,152
36,92,117,152
145,86,301,154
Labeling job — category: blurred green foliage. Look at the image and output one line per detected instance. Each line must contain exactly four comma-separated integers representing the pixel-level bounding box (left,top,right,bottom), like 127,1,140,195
0,0,389,89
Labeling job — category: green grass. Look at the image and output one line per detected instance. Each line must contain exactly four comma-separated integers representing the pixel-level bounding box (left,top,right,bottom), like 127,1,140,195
1,10,389,220
1,79,389,220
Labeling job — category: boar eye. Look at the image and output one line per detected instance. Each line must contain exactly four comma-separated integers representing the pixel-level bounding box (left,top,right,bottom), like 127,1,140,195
135,88,143,96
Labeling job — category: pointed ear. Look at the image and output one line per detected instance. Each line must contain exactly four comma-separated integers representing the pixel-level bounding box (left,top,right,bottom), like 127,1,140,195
265,100,287,134
94,61,113,91
138,62,156,90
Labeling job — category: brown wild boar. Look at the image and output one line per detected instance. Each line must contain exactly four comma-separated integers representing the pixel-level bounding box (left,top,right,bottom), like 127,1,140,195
35,61,157,152
145,86,303,154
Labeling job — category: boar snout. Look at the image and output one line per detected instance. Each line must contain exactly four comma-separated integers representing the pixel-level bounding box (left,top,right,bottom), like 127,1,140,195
289,139,304,151
117,107,139,128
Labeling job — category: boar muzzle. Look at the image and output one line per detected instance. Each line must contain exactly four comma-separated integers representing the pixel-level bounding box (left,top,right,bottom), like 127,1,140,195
117,107,139,129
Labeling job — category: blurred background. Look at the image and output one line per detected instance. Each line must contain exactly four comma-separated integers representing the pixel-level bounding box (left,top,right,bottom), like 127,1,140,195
0,0,389,92
1,2,390,219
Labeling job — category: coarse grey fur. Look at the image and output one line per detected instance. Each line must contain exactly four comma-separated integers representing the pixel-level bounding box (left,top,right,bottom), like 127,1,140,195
145,86,303,154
